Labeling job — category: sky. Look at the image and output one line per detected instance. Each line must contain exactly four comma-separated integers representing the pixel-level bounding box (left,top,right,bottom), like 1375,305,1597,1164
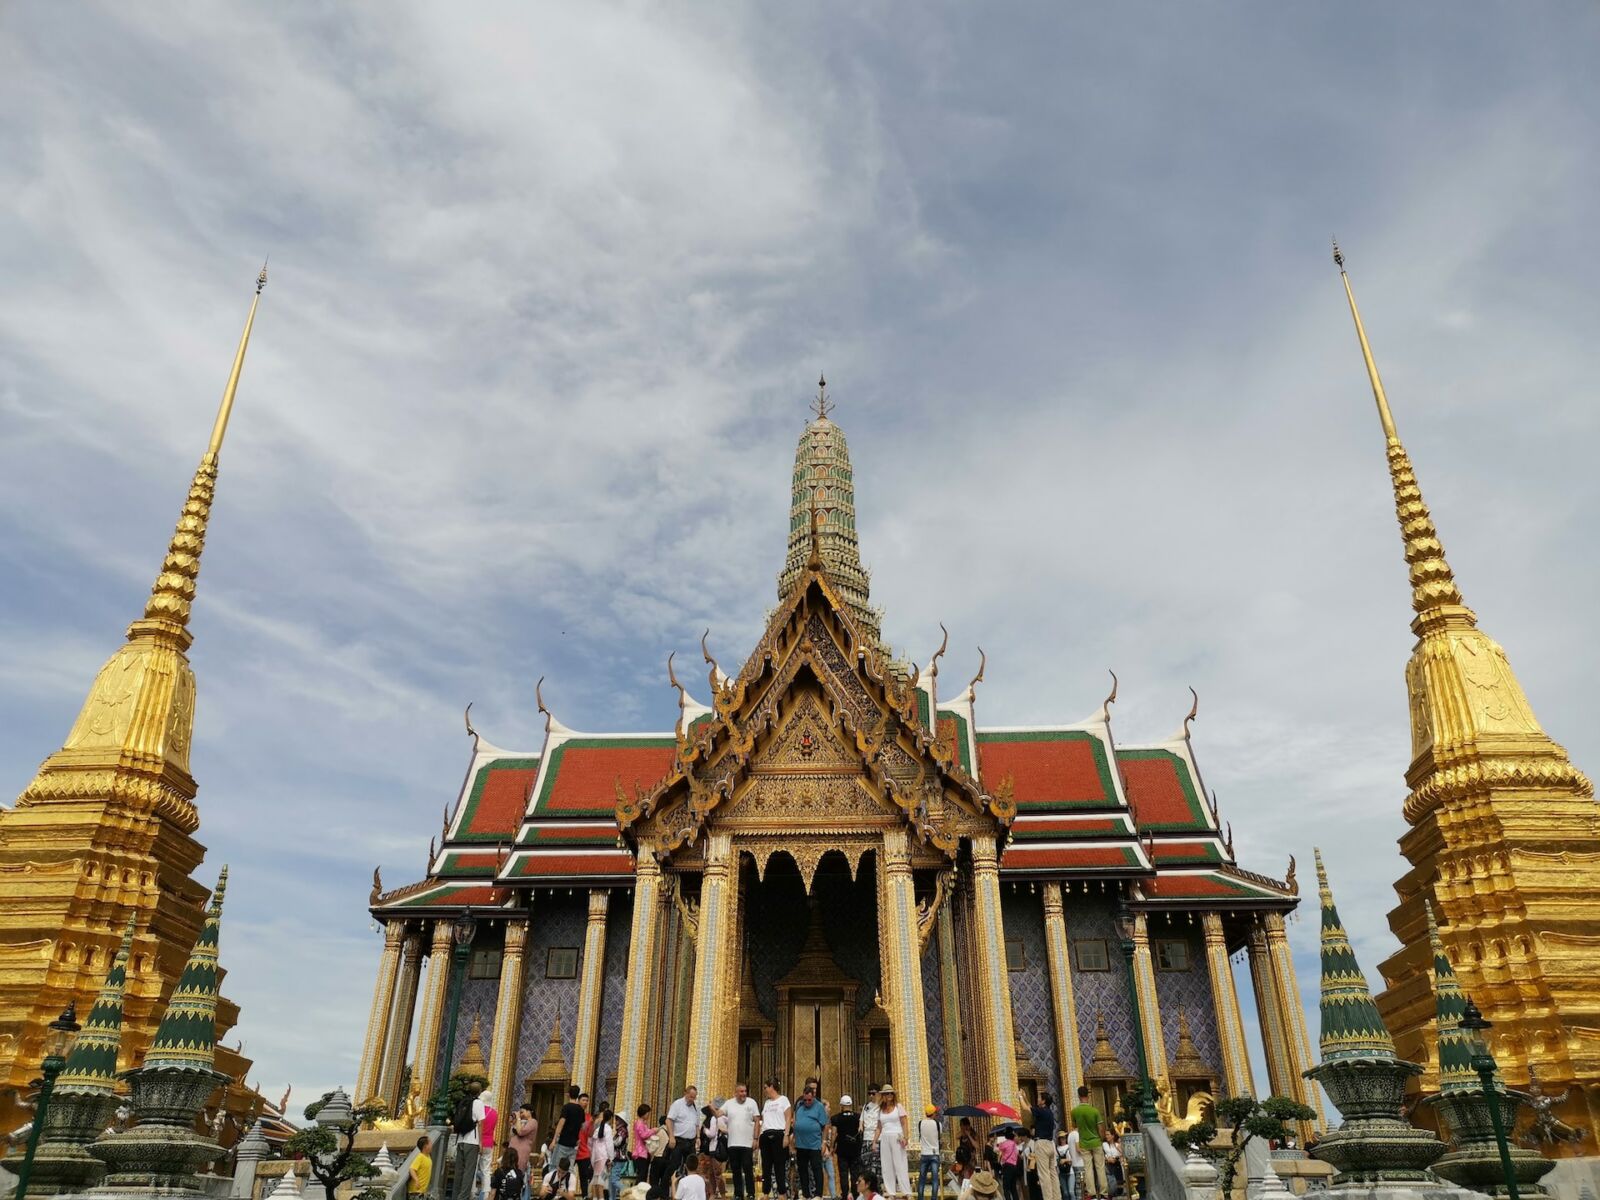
2,3,1598,1107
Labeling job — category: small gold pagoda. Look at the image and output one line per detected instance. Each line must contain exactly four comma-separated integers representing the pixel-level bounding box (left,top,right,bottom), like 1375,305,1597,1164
0,266,269,1138
1334,245,1600,1154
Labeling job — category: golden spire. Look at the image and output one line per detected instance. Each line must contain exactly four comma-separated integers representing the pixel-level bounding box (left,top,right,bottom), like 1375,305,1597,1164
138,263,268,642
1332,241,1465,620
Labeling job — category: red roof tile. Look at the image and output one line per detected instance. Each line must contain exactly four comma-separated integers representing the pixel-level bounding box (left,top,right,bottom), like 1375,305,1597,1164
1010,816,1128,841
511,851,636,878
1150,841,1222,864
459,758,540,840
534,739,677,815
1000,845,1141,871
976,731,1116,810
1144,873,1256,899
1117,750,1209,830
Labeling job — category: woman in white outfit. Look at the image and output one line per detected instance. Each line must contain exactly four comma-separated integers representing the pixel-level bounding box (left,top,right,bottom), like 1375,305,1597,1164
873,1085,910,1199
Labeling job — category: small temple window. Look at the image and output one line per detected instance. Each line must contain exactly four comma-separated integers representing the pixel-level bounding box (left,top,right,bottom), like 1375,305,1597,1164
1156,940,1191,972
546,947,579,979
1005,938,1026,972
1074,939,1110,972
469,946,502,979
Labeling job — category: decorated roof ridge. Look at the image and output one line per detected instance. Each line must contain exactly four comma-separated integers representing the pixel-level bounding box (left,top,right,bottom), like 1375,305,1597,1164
57,916,137,1093
144,866,227,1073
1427,899,1492,1093
1314,849,1395,1061
502,845,637,881
622,569,999,855
1140,867,1296,903
380,880,516,911
915,622,949,723
371,875,440,911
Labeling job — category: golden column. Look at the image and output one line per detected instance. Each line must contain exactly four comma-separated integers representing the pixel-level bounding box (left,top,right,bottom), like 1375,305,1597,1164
936,911,965,1106
1130,913,1167,1079
685,834,736,1097
880,830,933,1114
968,835,1018,1100
1200,914,1254,1099
1246,923,1294,1100
1263,913,1324,1130
411,921,457,1113
379,928,425,1112
1041,884,1083,1101
616,851,664,1115
570,890,611,1090
355,921,408,1103
489,916,530,1128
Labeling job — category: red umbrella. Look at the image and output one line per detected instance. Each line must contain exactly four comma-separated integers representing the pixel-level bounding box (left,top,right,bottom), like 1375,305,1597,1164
974,1100,1021,1120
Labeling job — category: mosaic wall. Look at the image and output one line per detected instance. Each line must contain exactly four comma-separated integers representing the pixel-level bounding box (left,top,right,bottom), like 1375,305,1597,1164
445,974,500,1078
513,892,590,1099
593,891,635,1103
1062,893,1138,1082
1001,890,1061,1100
921,934,948,1103
1146,918,1224,1086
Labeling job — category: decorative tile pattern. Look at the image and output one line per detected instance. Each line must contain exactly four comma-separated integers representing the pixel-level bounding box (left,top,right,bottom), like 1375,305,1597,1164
594,891,634,1104
446,976,499,1077
1002,891,1061,1099
514,894,590,1095
1062,896,1138,1078
922,929,947,1103
1148,921,1224,1082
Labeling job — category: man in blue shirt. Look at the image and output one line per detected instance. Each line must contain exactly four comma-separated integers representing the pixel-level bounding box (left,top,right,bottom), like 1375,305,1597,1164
788,1085,829,1200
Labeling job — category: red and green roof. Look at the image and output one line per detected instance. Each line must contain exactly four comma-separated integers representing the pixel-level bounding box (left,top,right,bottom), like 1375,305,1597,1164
532,737,677,816
454,756,541,841
975,729,1118,811
1116,748,1210,831
507,849,636,879
1001,844,1145,872
1149,840,1225,865
1144,871,1279,901
386,882,511,910
435,849,505,878
517,821,620,849
1008,815,1133,842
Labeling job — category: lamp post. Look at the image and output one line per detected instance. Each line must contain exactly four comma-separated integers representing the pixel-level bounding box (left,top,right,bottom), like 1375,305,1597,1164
428,913,478,1125
1458,999,1518,1200
1114,901,1159,1126
14,1002,82,1200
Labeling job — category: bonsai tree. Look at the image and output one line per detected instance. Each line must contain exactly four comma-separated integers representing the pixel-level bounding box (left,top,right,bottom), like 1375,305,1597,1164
285,1094,390,1200
1168,1094,1316,1196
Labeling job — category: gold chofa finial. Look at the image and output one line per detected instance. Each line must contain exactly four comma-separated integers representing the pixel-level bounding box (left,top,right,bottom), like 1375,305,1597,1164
811,373,834,421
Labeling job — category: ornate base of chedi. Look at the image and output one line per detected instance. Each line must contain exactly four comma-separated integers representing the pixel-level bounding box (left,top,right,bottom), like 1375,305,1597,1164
20,1090,125,1195
1306,1057,1446,1185
85,1067,229,1193
1428,1090,1556,1199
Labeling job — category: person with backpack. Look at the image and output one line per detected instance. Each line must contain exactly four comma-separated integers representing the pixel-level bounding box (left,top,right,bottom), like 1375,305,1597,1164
451,1082,488,1200
492,1148,526,1200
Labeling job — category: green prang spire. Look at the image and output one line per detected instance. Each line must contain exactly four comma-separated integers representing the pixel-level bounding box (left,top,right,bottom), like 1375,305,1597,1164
143,866,227,1072
56,917,137,1094
1316,848,1397,1060
1427,900,1497,1093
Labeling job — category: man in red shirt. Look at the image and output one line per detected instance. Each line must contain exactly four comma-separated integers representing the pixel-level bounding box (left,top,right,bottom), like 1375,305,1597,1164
576,1093,594,1197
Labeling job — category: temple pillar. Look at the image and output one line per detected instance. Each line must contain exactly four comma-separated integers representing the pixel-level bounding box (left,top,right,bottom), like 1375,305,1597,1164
685,834,736,1096
1041,884,1083,1101
379,928,425,1112
1263,912,1325,1133
411,921,457,1113
880,830,933,1113
1131,913,1167,1079
570,890,610,1090
489,915,530,1125
969,835,1019,1101
936,908,965,1106
355,921,407,1104
616,851,664,1116
1247,922,1295,1100
1200,913,1254,1099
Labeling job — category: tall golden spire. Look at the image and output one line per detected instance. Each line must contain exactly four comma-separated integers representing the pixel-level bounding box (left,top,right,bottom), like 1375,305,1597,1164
138,262,268,643
1332,241,1465,621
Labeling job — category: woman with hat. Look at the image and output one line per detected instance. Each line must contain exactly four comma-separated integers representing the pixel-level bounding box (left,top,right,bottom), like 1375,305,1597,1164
966,1170,1002,1200
871,1086,909,1199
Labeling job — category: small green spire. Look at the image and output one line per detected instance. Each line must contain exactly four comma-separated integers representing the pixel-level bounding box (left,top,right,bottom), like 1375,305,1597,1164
1315,849,1397,1060
1426,900,1497,1093
55,917,137,1094
144,866,227,1072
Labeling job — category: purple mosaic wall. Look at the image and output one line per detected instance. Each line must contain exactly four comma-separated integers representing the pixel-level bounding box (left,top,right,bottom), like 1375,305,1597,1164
1061,893,1138,1081
513,892,590,1100
1001,889,1061,1100
1147,918,1224,1087
921,934,948,1104
445,975,500,1078
593,890,634,1104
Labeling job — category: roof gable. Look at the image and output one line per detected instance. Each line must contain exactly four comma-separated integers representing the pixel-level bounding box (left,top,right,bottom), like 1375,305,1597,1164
1116,747,1210,830
976,729,1118,810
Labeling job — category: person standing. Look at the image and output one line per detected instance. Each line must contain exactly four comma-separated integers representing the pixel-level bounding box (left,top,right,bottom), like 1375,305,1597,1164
451,1081,488,1200
509,1108,538,1200
759,1078,792,1199
668,1087,703,1178
871,1086,908,1200
608,1115,633,1200
789,1086,827,1200
409,1135,435,1200
480,1092,501,1200
1030,1097,1056,1149
633,1105,656,1187
1053,1133,1071,1200
591,1106,614,1200
550,1086,587,1189
995,1131,1020,1200
914,1107,940,1200
829,1096,861,1198
576,1095,596,1199
719,1084,760,1200
858,1088,881,1187
1067,1089,1107,1200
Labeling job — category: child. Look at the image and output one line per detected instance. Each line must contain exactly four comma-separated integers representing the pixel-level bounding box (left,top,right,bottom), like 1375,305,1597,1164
410,1135,434,1200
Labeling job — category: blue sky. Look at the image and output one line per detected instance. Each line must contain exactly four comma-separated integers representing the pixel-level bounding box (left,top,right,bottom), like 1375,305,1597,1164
2,3,1597,1102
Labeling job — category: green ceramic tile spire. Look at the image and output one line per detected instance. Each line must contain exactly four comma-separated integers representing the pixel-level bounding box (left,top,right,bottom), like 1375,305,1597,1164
55,917,137,1094
1426,900,1498,1093
1315,848,1396,1060
144,866,227,1072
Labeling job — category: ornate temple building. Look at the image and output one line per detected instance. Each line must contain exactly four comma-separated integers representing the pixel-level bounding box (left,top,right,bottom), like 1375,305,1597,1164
363,383,1323,1141
0,269,268,1142
1334,247,1600,1155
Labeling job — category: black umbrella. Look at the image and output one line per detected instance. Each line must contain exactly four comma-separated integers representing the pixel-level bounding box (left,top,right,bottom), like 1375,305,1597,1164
943,1105,989,1119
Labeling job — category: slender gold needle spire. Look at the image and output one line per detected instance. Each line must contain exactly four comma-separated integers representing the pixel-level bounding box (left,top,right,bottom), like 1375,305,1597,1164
1333,240,1464,617
208,260,268,454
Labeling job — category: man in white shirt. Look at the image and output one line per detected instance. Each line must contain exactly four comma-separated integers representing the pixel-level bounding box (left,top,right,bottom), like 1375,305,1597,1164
915,1106,942,1200
668,1086,702,1178
1065,1131,1082,1200
718,1083,761,1200
759,1079,792,1199
450,1081,487,1200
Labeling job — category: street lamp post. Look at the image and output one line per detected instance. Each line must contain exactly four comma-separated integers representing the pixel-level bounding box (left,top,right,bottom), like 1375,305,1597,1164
428,914,478,1125
1458,999,1518,1200
13,1003,82,1200
1114,901,1159,1126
